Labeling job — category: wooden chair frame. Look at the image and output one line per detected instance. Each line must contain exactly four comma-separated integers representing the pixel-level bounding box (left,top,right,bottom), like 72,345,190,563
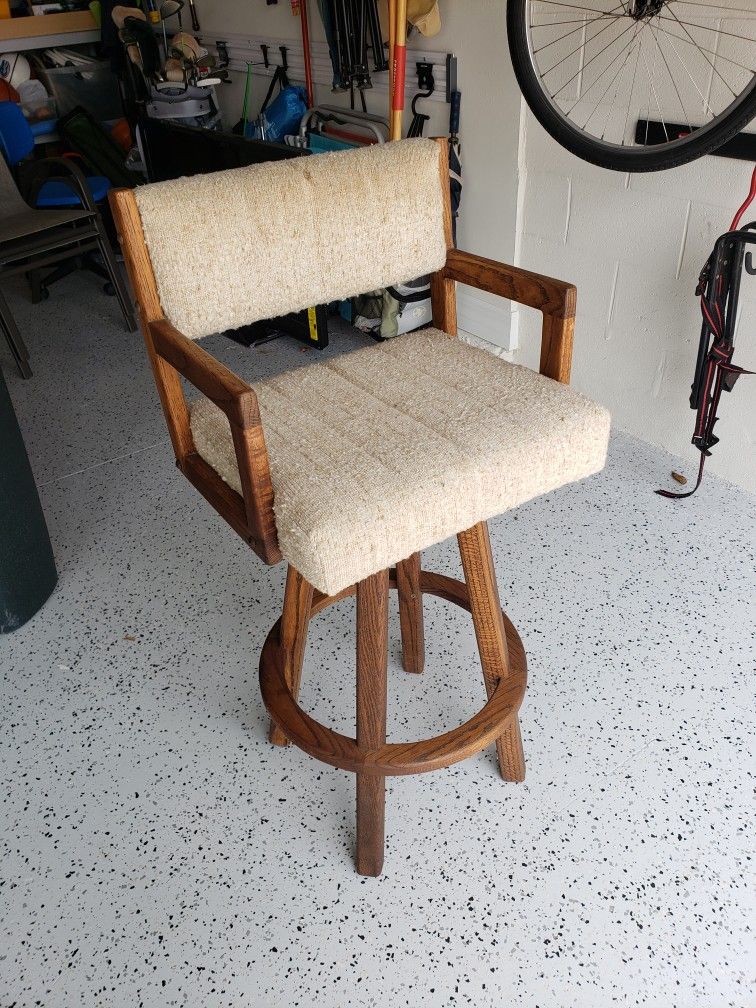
110,138,576,877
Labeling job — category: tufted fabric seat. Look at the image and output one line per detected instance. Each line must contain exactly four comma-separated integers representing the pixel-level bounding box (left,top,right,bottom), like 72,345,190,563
190,328,610,596
112,137,612,876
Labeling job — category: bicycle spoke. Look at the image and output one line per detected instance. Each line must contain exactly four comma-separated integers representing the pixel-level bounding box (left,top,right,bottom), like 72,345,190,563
641,37,670,140
650,18,692,129
658,17,756,47
531,0,624,13
532,15,616,26
659,18,717,119
541,12,629,76
553,17,638,98
518,0,756,167
533,7,626,56
601,34,642,140
584,29,641,131
668,0,756,14
565,20,643,112
622,29,644,144
652,28,754,77
658,12,752,87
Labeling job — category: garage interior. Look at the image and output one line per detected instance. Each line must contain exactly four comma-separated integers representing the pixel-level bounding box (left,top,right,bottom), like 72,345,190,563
1,2,753,1006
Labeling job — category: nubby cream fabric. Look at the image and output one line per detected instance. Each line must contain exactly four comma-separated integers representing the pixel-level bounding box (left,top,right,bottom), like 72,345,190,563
133,139,448,340
190,329,611,595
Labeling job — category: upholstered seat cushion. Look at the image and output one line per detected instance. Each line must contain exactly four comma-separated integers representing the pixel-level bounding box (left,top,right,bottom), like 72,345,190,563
189,329,611,596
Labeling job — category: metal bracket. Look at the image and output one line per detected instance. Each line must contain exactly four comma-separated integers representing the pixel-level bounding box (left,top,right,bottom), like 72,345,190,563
445,53,457,103
261,43,270,68
416,61,434,93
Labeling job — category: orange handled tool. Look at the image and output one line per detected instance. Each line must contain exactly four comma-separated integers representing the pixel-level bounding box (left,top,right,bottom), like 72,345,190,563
389,0,407,140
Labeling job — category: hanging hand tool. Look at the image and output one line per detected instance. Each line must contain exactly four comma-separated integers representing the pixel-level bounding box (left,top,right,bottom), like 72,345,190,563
390,0,407,140
407,61,433,137
323,1,381,94
294,0,315,106
186,0,200,32
367,0,387,72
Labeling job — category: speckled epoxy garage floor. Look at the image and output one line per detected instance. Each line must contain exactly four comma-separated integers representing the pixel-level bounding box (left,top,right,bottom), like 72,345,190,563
1,274,754,1008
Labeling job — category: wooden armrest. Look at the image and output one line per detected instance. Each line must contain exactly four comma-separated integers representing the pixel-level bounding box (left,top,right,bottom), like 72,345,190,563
442,248,576,384
149,318,260,430
108,186,280,562
147,317,279,564
444,248,575,318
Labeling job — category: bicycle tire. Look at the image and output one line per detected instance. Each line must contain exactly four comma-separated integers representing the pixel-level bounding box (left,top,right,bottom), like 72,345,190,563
507,0,756,173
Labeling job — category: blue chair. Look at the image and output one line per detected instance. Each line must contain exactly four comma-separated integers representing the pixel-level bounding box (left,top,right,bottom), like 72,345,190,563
0,101,136,323
0,100,111,207
0,102,135,375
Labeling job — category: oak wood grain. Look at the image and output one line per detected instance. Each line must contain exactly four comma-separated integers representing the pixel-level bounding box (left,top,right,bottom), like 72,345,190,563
430,271,458,336
182,452,251,542
148,319,280,560
110,186,281,566
444,248,576,319
439,246,576,384
458,522,526,783
540,311,575,384
149,319,257,427
433,137,455,252
259,570,527,778
431,136,458,335
396,553,424,674
109,188,193,463
270,567,314,747
355,569,390,876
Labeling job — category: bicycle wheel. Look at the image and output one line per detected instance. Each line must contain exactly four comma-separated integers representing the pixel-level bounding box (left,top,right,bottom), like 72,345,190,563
507,0,756,172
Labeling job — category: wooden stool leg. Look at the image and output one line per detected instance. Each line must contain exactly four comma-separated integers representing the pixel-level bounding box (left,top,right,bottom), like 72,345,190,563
396,552,424,674
269,567,314,747
355,569,390,876
458,522,526,783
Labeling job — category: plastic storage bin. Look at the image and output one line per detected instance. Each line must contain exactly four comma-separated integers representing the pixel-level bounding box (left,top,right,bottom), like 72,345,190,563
36,61,122,122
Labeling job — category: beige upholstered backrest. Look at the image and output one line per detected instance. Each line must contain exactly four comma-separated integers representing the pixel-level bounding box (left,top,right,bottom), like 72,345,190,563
133,138,448,340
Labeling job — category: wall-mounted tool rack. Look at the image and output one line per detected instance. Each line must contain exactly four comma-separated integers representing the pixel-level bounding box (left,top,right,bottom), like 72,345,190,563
191,30,455,107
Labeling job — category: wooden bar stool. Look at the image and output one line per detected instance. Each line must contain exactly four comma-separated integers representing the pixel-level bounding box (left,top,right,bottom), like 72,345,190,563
112,138,610,876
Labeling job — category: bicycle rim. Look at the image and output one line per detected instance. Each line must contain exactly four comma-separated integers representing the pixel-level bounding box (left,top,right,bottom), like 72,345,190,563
510,0,756,171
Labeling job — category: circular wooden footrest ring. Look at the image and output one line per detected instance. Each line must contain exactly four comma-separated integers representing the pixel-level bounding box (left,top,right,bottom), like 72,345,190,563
259,571,527,778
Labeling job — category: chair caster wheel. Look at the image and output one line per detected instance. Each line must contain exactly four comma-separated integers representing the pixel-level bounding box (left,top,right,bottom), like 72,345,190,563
103,282,115,296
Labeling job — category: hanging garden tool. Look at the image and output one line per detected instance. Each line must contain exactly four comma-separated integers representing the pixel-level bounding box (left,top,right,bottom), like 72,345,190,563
389,0,407,140
658,166,756,500
319,1,386,95
291,0,314,107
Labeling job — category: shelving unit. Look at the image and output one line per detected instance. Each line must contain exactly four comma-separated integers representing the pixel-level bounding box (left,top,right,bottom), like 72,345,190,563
0,10,99,52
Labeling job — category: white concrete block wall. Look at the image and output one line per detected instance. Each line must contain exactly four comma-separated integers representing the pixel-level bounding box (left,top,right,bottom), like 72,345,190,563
515,110,756,494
